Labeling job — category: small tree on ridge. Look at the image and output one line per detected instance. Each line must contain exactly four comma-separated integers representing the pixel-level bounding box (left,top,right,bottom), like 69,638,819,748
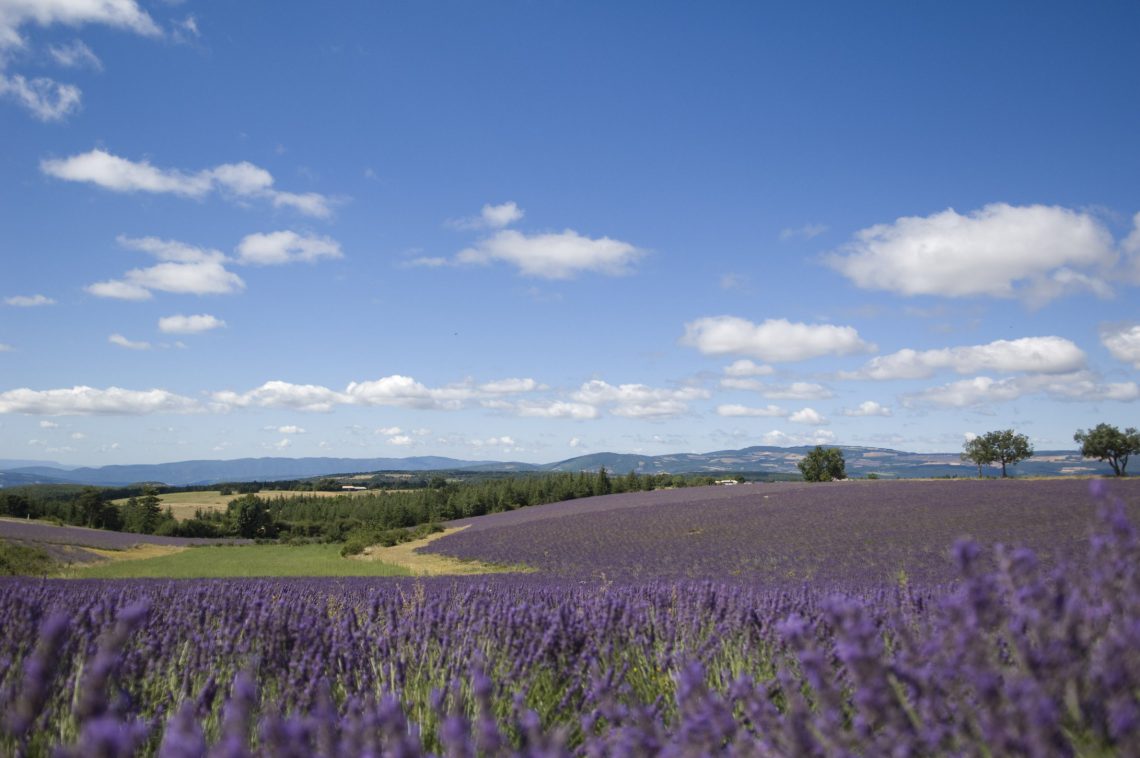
798,446,846,482
1075,423,1140,477
962,429,1033,478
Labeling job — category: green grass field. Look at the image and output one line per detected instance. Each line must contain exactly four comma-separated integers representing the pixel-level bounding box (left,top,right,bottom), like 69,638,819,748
111,489,371,521
72,543,411,579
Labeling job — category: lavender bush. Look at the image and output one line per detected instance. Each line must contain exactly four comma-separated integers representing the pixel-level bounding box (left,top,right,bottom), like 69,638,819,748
0,482,1137,755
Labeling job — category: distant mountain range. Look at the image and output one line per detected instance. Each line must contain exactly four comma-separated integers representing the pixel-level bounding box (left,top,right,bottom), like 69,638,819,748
0,445,1106,488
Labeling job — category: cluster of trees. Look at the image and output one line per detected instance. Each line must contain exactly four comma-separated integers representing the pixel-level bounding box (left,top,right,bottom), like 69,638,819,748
797,447,847,482
958,423,1139,478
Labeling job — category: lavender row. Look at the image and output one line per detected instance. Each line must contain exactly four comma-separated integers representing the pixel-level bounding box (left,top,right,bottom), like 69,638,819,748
0,518,252,549
427,478,1140,583
2,489,1139,754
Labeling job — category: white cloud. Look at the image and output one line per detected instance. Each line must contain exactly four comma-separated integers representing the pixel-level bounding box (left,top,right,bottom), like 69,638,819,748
789,407,828,425
5,294,54,306
0,386,198,415
0,343,12,352
571,380,708,419
235,231,342,265
88,260,245,299
841,401,892,417
108,333,150,350
471,435,517,449
48,39,102,69
761,429,837,446
271,437,292,450
0,0,160,50
828,203,1118,302
39,420,58,428
478,377,541,394
70,431,84,440
904,371,1140,408
844,336,1087,380
681,316,874,362
456,229,643,279
0,72,80,119
345,375,476,410
117,235,225,263
723,359,774,377
374,426,402,436
1102,324,1140,369
481,202,523,228
486,399,600,419
158,314,226,334
85,279,152,300
274,425,305,434
569,437,584,448
759,382,835,400
41,149,332,217
448,201,525,230
716,404,787,418
387,435,413,446
213,381,348,413
780,223,828,240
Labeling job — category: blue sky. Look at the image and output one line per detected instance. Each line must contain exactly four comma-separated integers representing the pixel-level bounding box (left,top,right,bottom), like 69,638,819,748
1,1,1138,466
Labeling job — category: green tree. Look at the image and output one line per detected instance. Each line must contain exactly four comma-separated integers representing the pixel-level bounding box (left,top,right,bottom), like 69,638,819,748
1075,423,1140,477
798,446,846,482
961,435,992,478
963,429,1033,478
595,467,612,496
229,494,275,538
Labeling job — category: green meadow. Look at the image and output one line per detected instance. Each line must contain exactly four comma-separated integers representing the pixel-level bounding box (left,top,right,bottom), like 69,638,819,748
73,543,411,579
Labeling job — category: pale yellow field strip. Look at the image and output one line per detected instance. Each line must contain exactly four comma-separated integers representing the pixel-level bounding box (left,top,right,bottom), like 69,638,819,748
84,544,187,563
353,526,533,576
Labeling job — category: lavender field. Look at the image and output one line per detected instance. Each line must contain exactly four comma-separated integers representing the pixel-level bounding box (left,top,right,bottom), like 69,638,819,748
429,478,1140,585
1,480,1139,755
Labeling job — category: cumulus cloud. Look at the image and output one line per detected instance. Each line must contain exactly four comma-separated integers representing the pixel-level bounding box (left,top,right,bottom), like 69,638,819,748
758,382,835,400
789,407,828,425
485,399,600,419
0,73,80,119
158,314,225,334
387,435,413,446
723,359,774,377
448,201,525,230
5,294,54,306
762,429,837,446
108,333,150,350
88,260,245,299
41,149,332,217
0,386,197,415
48,39,102,69
828,204,1118,302
235,231,342,265
213,381,348,413
0,1,157,120
0,0,160,50
478,377,541,394
1102,324,1140,369
716,404,787,418
213,374,542,414
904,371,1140,408
571,380,708,419
456,229,643,279
272,425,305,434
844,336,1087,380
681,316,874,362
117,235,225,263
841,401,892,417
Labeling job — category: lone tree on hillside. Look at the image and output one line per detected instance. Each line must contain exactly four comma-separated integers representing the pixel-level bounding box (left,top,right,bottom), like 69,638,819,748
1075,423,1140,477
961,429,1034,478
798,446,846,482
